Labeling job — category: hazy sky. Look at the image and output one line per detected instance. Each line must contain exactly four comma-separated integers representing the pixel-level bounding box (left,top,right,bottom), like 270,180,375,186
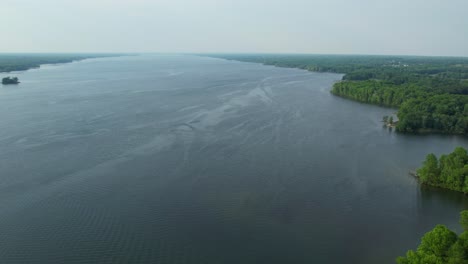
1,0,467,56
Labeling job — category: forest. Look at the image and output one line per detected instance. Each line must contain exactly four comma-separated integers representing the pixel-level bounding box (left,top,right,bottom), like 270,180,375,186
206,54,468,135
0,54,119,73
397,211,468,264
417,147,468,193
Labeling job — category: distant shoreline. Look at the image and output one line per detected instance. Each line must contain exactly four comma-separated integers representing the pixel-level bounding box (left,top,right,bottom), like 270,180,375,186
0,54,126,74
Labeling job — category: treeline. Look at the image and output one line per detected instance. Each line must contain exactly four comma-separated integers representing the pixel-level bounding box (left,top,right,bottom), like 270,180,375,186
0,54,122,73
331,82,468,134
331,80,427,107
397,211,468,264
205,54,468,135
417,147,468,193
206,54,468,79
398,95,468,134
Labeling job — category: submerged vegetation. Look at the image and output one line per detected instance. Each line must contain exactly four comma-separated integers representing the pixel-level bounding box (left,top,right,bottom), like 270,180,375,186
397,211,468,264
205,54,468,135
417,147,468,193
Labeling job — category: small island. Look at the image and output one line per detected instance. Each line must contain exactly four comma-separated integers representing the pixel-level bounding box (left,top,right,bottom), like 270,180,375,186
2,77,20,85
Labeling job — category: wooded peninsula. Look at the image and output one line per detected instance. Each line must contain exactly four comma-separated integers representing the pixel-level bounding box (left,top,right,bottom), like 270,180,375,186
206,54,468,135
417,147,468,194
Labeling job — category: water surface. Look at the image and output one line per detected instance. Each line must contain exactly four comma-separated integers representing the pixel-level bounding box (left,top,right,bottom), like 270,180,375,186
0,55,467,263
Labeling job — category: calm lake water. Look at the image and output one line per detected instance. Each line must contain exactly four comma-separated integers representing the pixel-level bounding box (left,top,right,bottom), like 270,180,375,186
0,55,468,264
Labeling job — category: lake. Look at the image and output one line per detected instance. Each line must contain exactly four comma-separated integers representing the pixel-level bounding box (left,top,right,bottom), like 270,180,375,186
0,55,467,264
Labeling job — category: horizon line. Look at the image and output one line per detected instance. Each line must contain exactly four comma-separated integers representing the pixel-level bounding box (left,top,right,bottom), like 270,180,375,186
0,51,467,59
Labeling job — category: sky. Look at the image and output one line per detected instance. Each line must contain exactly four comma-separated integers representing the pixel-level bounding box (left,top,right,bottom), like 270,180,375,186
1,0,467,56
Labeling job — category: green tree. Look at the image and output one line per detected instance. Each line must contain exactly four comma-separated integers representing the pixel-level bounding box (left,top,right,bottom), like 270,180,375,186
446,240,466,264
418,225,457,257
417,147,468,193
383,115,389,123
417,153,440,184
397,212,468,263
460,211,468,231
397,225,457,264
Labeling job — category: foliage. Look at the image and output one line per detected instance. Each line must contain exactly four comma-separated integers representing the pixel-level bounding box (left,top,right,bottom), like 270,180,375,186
417,147,468,193
206,54,468,135
397,211,468,264
461,211,468,232
331,83,468,134
397,95,468,134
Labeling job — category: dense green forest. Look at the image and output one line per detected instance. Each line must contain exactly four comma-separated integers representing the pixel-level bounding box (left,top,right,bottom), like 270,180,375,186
205,54,468,135
397,211,468,264
0,54,120,73
417,147,468,193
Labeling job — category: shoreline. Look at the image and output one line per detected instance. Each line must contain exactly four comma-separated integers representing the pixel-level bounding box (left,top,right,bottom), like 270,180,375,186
0,54,125,74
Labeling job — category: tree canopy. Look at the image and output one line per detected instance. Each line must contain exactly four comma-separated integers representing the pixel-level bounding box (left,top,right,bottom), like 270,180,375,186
397,211,468,264
417,147,468,193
